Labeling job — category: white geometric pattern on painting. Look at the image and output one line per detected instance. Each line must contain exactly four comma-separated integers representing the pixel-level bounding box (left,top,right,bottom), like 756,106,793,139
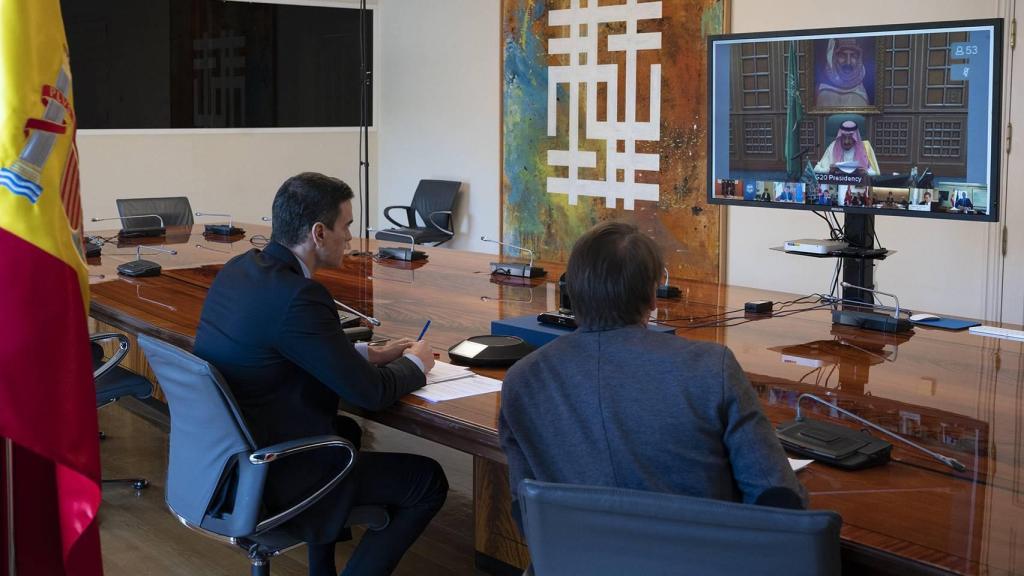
546,0,662,210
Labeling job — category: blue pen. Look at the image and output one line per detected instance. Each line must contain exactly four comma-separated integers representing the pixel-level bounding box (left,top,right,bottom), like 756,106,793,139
417,319,431,341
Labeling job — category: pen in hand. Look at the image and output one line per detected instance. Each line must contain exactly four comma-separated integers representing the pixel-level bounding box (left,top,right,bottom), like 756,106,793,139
417,319,431,341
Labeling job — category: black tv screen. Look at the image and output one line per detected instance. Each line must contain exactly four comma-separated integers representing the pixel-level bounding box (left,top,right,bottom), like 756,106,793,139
707,19,1002,222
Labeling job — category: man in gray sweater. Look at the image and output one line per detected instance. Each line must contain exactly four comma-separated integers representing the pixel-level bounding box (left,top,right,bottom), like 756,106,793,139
499,222,806,527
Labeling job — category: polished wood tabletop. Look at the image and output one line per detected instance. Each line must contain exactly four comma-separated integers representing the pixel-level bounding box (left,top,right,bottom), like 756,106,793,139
87,224,1024,575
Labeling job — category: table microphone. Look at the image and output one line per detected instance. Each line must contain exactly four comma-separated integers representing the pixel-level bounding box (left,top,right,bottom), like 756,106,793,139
195,211,245,236
480,236,546,278
793,393,966,471
116,245,177,278
368,227,426,261
91,214,166,238
657,266,681,298
833,282,911,333
334,298,381,327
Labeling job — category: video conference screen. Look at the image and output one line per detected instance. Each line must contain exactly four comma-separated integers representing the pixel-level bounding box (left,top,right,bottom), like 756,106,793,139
707,20,1002,221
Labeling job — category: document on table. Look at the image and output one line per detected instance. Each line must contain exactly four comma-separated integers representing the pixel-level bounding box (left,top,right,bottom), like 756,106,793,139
425,360,474,385
411,374,502,402
789,458,813,472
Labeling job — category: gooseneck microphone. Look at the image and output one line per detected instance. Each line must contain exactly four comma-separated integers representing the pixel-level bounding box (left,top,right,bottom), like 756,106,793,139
480,236,546,278
333,299,381,327
832,282,912,333
91,214,166,238
657,265,681,298
795,393,966,471
195,211,245,236
839,281,901,318
116,245,177,278
368,227,426,261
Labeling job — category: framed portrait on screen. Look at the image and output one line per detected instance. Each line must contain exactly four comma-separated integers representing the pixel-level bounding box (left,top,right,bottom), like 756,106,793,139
810,36,883,114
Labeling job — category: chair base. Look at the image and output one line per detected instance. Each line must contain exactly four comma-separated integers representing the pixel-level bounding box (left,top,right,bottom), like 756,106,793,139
103,478,149,490
250,557,269,576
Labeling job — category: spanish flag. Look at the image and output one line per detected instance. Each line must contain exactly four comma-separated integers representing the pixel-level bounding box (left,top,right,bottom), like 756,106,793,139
0,0,103,574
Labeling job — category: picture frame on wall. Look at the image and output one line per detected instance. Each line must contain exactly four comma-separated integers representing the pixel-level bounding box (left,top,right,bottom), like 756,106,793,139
809,36,884,114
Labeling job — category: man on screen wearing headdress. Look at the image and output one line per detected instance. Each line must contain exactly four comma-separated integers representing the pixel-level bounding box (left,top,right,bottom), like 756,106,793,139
816,37,870,107
815,120,880,176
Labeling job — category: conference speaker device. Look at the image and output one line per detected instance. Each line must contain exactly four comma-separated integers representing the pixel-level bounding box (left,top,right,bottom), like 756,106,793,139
777,393,965,472
195,211,245,236
481,236,547,278
832,282,912,333
116,245,177,278
656,267,681,298
203,224,246,236
367,228,427,261
379,246,427,261
117,259,162,278
448,335,534,368
489,261,545,278
831,309,912,333
776,418,892,470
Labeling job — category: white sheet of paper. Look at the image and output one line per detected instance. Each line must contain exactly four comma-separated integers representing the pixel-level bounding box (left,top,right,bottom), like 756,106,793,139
425,360,473,385
789,458,813,472
411,374,502,402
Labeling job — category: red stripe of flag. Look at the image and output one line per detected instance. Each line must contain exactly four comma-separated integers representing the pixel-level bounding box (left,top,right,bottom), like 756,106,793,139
0,226,101,576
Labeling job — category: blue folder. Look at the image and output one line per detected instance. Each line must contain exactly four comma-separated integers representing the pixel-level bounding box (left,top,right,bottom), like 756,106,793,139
491,314,676,348
911,317,981,331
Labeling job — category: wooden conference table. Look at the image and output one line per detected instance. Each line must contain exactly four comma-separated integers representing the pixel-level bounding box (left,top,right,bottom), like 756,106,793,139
87,224,1024,575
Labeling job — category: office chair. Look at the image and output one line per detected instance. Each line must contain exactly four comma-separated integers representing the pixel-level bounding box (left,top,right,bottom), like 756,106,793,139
116,196,195,229
375,179,460,246
519,480,842,576
92,332,153,490
824,113,867,141
137,335,389,576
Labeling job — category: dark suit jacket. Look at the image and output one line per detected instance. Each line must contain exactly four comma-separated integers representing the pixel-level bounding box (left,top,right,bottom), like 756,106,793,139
194,241,424,543
499,325,806,528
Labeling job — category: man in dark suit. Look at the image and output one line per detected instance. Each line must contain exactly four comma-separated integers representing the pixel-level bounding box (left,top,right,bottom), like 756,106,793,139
499,222,806,528
194,172,447,576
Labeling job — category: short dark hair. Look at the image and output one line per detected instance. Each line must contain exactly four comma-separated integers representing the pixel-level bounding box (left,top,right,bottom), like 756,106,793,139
565,221,663,331
270,172,354,247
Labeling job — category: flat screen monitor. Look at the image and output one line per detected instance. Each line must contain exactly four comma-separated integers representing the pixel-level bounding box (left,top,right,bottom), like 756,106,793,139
707,19,1002,222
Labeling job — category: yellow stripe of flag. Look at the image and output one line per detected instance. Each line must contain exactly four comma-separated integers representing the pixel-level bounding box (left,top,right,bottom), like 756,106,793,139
0,0,88,311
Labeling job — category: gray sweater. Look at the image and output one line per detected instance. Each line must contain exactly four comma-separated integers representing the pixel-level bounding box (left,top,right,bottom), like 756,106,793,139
499,325,807,519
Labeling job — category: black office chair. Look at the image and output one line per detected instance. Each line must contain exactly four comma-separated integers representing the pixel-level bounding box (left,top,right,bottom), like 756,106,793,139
92,333,153,490
519,480,842,576
137,335,388,576
824,113,867,141
116,196,194,229
375,179,460,246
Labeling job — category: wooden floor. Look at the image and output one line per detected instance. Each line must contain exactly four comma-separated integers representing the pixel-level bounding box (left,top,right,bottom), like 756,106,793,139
97,400,485,575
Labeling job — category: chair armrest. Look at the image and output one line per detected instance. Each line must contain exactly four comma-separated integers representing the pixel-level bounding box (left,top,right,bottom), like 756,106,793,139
382,205,416,228
90,332,130,380
249,435,355,464
426,210,454,236
249,435,357,534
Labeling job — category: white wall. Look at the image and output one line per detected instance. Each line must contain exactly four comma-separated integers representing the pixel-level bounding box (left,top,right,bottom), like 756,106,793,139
79,129,375,237
78,0,1021,324
375,0,500,254
728,0,1020,323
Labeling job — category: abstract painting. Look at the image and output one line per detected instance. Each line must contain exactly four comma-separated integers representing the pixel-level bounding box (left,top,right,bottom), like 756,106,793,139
502,0,727,282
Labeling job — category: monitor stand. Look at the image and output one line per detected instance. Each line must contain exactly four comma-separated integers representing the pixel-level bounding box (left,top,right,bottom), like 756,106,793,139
841,214,874,305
